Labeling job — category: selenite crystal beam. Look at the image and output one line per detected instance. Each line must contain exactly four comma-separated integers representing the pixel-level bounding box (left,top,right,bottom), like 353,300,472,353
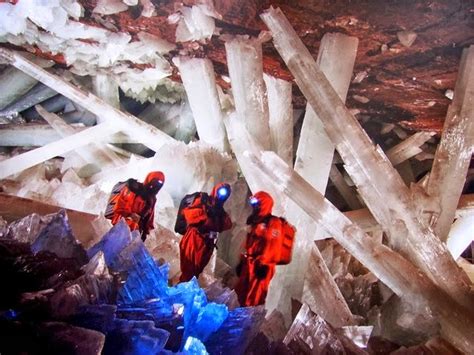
225,37,271,150
386,131,436,166
329,165,363,210
266,32,358,327
224,115,286,215
0,121,117,179
263,74,293,165
446,215,474,260
0,124,137,146
246,150,474,354
35,105,125,167
424,46,474,241
0,49,174,152
260,7,474,310
175,56,229,152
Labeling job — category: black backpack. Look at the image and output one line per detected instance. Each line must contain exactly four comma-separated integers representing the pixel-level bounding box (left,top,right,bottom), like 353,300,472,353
174,192,208,235
104,180,140,220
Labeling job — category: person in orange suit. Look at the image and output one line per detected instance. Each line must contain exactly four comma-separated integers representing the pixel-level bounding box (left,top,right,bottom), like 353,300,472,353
111,171,165,241
235,191,281,307
178,183,232,282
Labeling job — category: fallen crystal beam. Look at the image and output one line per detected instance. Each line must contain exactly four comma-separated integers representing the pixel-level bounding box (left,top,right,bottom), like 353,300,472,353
0,49,174,152
329,165,363,210
35,104,125,169
0,121,117,179
0,123,138,146
260,7,474,310
386,131,436,166
423,45,474,241
266,32,358,327
245,149,474,354
263,74,293,165
225,36,271,150
175,56,229,152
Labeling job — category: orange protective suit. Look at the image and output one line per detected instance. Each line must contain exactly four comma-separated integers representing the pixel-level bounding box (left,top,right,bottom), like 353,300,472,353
111,171,165,240
179,183,232,282
235,191,279,307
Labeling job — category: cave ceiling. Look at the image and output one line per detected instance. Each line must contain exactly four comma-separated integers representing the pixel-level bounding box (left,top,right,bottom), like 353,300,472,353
2,0,474,135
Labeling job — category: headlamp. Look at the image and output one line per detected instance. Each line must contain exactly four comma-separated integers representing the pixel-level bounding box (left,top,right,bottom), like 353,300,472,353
249,196,259,206
217,186,229,200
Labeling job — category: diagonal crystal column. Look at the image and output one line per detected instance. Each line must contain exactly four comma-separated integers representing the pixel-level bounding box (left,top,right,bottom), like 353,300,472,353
0,121,117,179
245,149,474,354
386,131,436,166
35,104,125,168
263,74,293,165
266,32,358,327
423,46,474,241
225,37,271,150
0,49,174,152
260,7,474,310
175,56,229,152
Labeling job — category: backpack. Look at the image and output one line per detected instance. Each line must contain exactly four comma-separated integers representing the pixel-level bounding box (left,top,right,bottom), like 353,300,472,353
261,217,296,265
104,180,129,220
174,192,208,235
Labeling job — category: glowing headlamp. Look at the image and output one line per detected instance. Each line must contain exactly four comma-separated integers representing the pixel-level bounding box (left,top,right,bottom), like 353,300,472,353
217,186,230,200
249,196,259,206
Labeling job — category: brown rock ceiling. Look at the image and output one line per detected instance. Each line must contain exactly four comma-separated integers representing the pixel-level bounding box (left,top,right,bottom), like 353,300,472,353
4,0,474,134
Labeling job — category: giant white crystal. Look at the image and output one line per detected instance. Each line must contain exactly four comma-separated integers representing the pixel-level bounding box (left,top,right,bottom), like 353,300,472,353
175,56,229,152
225,36,271,150
260,7,474,310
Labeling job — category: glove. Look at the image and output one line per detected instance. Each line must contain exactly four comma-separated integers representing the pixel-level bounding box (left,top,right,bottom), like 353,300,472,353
254,262,269,279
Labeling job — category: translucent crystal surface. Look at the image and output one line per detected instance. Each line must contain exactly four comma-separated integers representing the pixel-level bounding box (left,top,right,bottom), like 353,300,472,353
386,131,435,166
424,46,474,241
263,74,293,165
260,7,474,310
266,32,358,327
31,210,88,266
176,57,228,152
225,37,271,150
244,149,474,353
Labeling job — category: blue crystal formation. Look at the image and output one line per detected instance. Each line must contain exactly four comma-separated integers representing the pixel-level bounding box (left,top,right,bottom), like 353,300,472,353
87,220,229,351
205,306,266,355
31,210,88,267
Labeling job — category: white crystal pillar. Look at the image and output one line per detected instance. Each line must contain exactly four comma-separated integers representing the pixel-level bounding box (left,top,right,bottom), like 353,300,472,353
261,7,474,310
225,37,271,150
329,165,363,210
263,74,293,165
35,105,125,167
386,131,436,166
246,149,474,354
175,56,229,152
424,46,474,241
0,49,174,153
0,121,117,179
266,32,358,327
224,115,286,215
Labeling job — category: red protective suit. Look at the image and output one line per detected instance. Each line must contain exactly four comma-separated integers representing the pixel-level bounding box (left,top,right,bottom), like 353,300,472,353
179,183,232,282
111,171,164,240
235,191,279,307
